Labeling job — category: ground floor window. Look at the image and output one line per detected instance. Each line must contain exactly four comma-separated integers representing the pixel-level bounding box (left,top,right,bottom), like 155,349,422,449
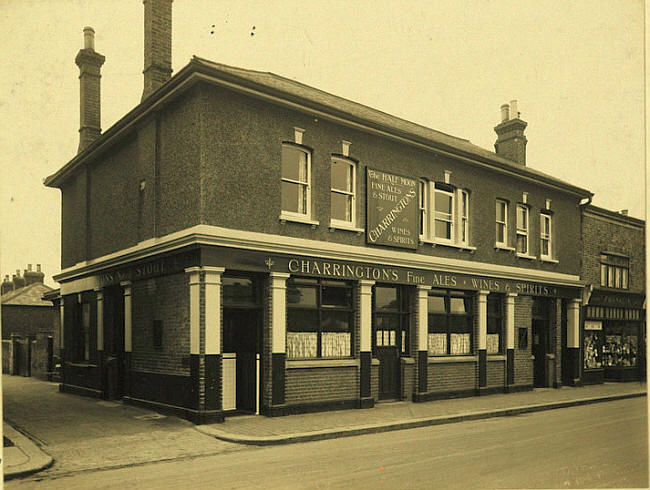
286,277,353,359
487,294,503,354
583,321,603,370
427,289,474,355
603,322,638,368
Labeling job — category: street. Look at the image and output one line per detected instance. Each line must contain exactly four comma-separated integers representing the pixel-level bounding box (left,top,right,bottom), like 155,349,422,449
9,397,647,489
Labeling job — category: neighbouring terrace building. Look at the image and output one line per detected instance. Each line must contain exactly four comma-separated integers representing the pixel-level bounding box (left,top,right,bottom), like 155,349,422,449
44,0,642,424
580,205,645,384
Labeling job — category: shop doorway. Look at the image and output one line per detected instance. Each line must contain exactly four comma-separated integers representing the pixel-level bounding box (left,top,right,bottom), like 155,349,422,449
221,274,262,414
103,285,125,399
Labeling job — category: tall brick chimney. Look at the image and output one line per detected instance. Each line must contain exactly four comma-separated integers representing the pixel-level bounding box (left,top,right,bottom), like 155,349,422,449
75,27,105,153
142,0,173,100
494,100,528,165
23,264,45,286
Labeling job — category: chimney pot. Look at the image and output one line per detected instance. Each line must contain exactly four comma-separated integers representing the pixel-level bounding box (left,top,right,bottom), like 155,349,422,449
621,209,628,216
500,104,510,122
37,264,41,272
28,264,32,271
83,26,95,50
510,100,519,119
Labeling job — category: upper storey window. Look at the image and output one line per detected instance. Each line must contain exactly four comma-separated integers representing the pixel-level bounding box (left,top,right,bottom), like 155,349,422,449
516,204,529,255
600,253,629,289
420,182,471,248
330,157,357,228
281,144,312,219
540,213,553,259
495,200,509,247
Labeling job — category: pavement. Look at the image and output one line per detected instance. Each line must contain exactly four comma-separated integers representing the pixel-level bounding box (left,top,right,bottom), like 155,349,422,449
3,375,646,481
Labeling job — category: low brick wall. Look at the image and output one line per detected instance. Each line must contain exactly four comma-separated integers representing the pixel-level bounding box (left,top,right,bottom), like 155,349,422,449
428,360,476,393
2,340,12,374
487,358,505,388
285,365,358,404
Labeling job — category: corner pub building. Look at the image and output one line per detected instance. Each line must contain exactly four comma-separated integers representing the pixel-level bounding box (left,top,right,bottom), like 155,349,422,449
46,1,595,424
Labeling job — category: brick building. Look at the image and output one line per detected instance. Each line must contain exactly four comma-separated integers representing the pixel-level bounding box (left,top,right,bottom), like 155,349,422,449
45,1,594,423
580,205,645,384
1,264,59,344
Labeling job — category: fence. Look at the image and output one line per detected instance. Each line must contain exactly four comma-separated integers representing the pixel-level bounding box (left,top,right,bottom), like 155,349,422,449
2,334,56,381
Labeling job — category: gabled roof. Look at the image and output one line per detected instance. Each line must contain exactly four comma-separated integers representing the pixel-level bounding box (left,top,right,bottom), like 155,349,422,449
44,57,593,198
1,283,55,307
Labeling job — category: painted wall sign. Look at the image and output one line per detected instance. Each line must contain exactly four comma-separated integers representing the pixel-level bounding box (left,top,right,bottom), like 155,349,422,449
366,168,418,249
588,289,645,309
584,320,603,331
97,250,198,287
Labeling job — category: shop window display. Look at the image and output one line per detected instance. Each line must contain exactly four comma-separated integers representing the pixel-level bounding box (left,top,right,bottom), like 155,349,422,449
603,324,638,368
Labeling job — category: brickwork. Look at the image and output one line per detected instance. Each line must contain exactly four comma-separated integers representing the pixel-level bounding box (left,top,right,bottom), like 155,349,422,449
582,209,645,293
487,359,505,387
554,297,562,387
262,279,272,409
131,273,189,375
427,362,476,392
370,363,378,400
285,367,358,404
1,305,59,341
143,0,173,98
401,361,414,399
514,296,533,386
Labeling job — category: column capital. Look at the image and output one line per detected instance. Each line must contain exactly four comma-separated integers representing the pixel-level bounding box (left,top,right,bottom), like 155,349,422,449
203,266,226,275
270,272,290,279
506,292,518,298
359,279,376,288
204,267,225,286
417,284,432,291
568,298,582,308
478,290,490,299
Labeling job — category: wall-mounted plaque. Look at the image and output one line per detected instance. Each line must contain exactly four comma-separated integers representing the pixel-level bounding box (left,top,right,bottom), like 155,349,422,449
366,168,418,249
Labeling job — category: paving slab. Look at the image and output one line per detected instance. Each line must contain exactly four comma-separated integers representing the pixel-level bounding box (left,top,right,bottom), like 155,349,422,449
197,382,647,445
3,422,53,481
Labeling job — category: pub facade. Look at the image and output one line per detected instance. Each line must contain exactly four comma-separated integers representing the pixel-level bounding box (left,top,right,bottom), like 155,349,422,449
581,205,645,384
45,1,594,423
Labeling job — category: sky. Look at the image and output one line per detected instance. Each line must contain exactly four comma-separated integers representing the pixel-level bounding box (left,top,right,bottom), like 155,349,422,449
0,0,645,288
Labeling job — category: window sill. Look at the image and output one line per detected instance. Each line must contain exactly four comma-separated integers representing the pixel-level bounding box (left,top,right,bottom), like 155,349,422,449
428,355,478,363
487,355,506,361
67,362,98,368
494,244,515,252
420,239,476,252
540,256,559,264
328,222,364,234
515,253,537,260
279,213,319,228
287,358,358,369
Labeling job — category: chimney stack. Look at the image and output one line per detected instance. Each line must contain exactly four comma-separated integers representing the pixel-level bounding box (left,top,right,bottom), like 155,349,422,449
494,100,528,165
1,275,13,295
12,270,26,290
24,263,45,286
142,0,173,100
75,27,105,153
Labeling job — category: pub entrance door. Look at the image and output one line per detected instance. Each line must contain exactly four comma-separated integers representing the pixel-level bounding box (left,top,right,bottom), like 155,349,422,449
222,308,261,413
532,298,552,387
103,285,125,399
373,285,409,401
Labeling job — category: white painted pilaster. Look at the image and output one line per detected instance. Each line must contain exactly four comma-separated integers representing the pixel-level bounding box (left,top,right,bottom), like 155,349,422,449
505,293,517,350
567,299,581,349
417,285,432,352
185,267,201,355
477,290,489,351
204,267,225,355
60,302,65,350
359,280,375,352
270,273,290,354
121,281,132,353
95,288,104,351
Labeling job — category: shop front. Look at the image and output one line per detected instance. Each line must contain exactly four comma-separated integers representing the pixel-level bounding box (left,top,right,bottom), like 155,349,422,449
582,289,645,384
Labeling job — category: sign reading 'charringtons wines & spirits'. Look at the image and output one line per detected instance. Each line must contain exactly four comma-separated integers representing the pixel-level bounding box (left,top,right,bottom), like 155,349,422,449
366,168,418,249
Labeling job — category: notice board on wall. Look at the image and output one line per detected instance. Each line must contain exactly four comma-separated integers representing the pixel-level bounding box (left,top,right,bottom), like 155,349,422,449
366,168,418,249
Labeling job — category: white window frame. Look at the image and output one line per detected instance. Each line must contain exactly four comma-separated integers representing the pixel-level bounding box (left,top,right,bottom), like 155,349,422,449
418,179,428,241
540,213,552,259
280,143,312,221
516,204,529,255
330,157,357,229
457,189,469,246
433,186,455,244
495,199,509,247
